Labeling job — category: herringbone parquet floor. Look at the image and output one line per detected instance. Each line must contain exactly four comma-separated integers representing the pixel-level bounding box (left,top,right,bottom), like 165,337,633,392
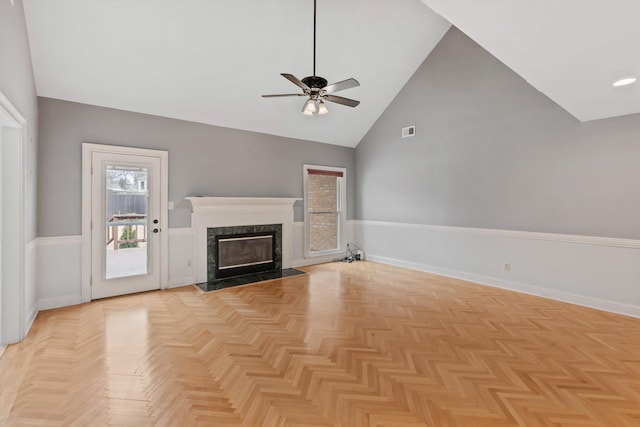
1,261,639,426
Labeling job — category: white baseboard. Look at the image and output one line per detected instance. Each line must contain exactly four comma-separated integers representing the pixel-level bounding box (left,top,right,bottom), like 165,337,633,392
356,220,640,319
168,276,194,288
291,254,342,267
38,294,83,311
368,255,640,318
25,238,38,339
25,302,39,335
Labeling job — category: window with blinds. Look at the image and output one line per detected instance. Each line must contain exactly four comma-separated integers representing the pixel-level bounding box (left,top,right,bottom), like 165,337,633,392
304,165,346,256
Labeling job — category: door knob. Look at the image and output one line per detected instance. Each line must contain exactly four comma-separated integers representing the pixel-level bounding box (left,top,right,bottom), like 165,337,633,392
153,228,160,233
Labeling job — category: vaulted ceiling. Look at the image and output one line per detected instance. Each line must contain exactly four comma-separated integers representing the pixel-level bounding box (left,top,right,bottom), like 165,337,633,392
419,0,640,123
23,0,640,147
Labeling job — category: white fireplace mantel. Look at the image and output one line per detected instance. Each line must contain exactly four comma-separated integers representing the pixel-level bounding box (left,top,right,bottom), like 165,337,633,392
187,196,301,209
186,197,301,283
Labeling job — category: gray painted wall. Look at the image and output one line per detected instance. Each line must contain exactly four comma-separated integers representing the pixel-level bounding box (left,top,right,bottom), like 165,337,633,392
356,28,640,240
0,0,38,242
38,98,355,236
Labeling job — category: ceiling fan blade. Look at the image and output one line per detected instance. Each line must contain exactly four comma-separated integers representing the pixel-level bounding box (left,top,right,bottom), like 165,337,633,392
324,94,360,108
281,73,310,91
324,78,360,93
262,94,305,98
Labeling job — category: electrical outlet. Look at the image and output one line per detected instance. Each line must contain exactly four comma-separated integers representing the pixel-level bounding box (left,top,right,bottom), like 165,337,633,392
503,262,511,272
187,260,191,267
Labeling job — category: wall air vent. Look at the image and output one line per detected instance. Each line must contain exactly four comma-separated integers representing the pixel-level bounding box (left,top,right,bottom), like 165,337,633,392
401,125,416,138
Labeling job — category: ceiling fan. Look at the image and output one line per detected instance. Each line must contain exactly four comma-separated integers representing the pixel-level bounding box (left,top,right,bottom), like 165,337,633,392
262,0,360,116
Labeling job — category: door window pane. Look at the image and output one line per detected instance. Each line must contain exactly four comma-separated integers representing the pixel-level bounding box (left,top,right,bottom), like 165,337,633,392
105,165,149,279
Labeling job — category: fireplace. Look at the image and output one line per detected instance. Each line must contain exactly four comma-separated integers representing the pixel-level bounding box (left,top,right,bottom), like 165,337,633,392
207,224,282,282
186,197,300,284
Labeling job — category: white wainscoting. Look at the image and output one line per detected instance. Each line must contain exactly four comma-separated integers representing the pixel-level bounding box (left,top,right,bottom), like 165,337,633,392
37,220,637,320
352,220,640,318
34,223,348,311
292,222,304,263
36,236,83,310
167,228,194,288
25,239,38,334
34,229,199,311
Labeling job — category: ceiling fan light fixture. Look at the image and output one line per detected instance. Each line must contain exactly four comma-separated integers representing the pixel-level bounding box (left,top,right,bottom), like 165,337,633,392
318,100,328,115
303,98,316,115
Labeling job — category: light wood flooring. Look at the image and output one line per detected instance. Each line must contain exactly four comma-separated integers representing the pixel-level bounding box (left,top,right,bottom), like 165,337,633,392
1,261,639,426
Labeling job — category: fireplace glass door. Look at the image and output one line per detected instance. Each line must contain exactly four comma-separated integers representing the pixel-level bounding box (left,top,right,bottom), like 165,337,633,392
216,232,276,278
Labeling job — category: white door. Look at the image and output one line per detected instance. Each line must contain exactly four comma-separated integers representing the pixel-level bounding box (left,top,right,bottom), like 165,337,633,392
90,151,161,299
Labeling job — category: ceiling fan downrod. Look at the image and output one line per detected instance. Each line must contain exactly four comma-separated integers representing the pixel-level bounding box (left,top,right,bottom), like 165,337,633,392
302,0,328,90
313,0,316,77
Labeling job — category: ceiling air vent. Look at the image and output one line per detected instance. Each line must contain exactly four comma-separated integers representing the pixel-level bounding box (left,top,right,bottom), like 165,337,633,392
401,125,416,138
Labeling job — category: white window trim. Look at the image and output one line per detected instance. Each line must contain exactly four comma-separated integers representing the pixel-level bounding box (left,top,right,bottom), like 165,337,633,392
303,164,346,258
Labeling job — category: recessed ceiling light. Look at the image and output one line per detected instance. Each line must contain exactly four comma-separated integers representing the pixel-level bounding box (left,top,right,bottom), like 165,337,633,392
612,77,637,87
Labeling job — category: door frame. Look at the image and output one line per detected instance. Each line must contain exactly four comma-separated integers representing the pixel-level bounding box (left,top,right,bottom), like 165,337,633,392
81,143,168,303
0,90,27,344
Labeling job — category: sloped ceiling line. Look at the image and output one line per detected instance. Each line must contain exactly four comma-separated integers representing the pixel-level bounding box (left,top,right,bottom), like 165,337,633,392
25,0,638,147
